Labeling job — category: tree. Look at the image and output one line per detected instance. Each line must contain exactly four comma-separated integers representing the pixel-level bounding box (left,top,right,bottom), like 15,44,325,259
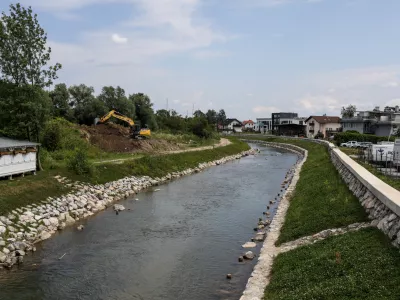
98,86,135,119
129,93,157,130
68,84,95,107
217,109,227,129
0,3,61,87
341,105,357,118
50,83,70,118
193,110,205,118
206,109,217,125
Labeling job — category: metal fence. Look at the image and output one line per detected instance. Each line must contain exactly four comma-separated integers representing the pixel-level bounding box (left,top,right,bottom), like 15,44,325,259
357,147,400,178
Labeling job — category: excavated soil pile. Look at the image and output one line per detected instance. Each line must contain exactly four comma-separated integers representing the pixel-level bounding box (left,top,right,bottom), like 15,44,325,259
80,123,182,153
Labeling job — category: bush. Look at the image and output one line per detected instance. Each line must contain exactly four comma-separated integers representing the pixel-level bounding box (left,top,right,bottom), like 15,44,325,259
67,149,95,176
42,119,63,151
334,132,395,145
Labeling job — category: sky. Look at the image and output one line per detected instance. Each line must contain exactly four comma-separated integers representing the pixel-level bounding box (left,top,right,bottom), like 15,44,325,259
2,0,400,120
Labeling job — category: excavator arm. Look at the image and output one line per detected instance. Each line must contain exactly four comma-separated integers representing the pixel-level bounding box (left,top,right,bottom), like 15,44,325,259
99,110,135,126
97,110,151,139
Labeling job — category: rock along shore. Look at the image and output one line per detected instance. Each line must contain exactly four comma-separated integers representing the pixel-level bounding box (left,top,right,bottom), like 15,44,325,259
0,149,256,270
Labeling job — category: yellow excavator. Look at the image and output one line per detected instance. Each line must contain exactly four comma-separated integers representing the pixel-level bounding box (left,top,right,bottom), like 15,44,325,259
96,110,151,139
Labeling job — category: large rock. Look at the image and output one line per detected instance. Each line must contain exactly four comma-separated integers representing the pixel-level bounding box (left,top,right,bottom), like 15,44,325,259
242,242,257,248
0,226,6,234
0,252,6,263
244,251,255,260
113,204,125,212
65,214,75,226
39,231,52,241
49,217,59,227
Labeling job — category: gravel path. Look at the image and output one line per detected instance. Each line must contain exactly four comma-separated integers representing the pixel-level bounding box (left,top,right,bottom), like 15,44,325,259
94,138,231,165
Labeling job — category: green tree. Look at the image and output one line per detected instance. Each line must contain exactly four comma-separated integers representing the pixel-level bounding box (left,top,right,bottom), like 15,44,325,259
0,3,61,87
206,109,217,125
341,105,357,118
50,83,71,118
193,109,205,118
217,109,227,129
68,84,95,107
98,86,135,119
129,93,157,130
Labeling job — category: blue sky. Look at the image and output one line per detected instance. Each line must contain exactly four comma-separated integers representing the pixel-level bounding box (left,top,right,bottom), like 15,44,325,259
2,0,400,119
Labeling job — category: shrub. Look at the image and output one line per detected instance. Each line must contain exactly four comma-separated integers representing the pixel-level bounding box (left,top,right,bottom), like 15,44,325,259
334,132,395,145
67,149,94,175
42,119,63,151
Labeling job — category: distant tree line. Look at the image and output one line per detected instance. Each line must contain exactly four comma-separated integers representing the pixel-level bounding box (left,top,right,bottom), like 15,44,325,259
0,3,229,148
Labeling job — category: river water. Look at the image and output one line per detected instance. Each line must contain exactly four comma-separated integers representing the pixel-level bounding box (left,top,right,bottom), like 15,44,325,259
0,144,297,300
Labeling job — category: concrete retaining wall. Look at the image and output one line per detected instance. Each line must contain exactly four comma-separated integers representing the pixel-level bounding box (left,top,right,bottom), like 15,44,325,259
243,136,400,247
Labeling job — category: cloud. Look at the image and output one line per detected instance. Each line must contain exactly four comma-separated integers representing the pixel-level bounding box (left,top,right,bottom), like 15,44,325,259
382,81,399,88
247,93,253,97
296,95,340,114
111,33,128,44
385,99,400,107
252,106,280,114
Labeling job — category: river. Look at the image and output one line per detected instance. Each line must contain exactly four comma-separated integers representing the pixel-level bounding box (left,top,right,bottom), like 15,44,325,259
0,144,298,300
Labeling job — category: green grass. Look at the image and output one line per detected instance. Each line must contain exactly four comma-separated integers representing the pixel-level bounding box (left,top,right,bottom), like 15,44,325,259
246,137,367,244
339,147,359,156
264,228,400,300
0,170,71,216
357,160,400,191
82,138,249,184
0,138,249,215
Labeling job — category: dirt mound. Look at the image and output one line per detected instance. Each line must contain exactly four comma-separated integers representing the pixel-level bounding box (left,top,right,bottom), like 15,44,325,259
80,123,182,153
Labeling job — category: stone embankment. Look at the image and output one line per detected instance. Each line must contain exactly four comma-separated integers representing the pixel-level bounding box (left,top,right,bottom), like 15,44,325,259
0,149,256,269
239,140,307,300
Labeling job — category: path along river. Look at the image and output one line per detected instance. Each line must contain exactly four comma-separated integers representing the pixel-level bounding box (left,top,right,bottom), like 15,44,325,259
0,144,297,300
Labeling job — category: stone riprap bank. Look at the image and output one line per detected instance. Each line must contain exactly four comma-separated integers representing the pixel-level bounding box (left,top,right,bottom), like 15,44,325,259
0,149,256,269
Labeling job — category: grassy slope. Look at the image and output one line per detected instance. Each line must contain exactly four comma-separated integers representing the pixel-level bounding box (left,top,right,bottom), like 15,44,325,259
248,137,367,244
0,138,249,215
265,228,400,300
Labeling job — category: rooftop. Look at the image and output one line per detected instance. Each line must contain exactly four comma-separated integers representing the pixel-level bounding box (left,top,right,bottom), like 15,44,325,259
0,137,40,150
306,116,341,124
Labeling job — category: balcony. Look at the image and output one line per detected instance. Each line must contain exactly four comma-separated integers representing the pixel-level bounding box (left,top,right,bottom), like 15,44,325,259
326,128,342,133
309,122,315,126
309,129,314,133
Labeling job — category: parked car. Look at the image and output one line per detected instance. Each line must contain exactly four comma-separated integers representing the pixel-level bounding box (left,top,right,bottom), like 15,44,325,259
357,142,373,149
340,141,360,148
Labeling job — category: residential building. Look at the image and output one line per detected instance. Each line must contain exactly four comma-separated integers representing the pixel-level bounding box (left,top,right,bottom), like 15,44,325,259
341,106,400,137
271,113,306,136
305,116,341,138
221,118,243,133
255,118,272,133
242,120,255,131
0,137,39,179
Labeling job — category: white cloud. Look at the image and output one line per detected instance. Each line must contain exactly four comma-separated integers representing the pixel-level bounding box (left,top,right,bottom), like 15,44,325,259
247,93,253,97
382,81,399,88
385,99,400,107
252,106,280,114
296,95,340,114
111,33,128,44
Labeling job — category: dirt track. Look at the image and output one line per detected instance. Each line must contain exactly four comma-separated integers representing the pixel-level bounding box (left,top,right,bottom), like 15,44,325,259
94,138,231,165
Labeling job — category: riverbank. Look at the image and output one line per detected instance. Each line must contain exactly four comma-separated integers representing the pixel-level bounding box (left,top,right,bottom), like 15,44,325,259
0,141,251,269
0,138,248,216
239,138,400,300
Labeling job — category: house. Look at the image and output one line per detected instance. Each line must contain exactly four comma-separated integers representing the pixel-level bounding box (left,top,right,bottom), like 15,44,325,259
221,118,243,133
271,112,303,134
305,116,341,138
0,137,40,179
255,118,272,133
242,120,255,131
341,106,400,137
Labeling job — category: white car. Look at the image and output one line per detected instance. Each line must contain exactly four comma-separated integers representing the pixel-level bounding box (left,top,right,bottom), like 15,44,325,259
340,141,360,148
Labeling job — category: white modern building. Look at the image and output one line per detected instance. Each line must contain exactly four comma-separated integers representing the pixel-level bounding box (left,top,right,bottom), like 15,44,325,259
255,118,272,133
0,137,39,179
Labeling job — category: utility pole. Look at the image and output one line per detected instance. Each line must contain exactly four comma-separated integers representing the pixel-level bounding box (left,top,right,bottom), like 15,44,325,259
192,103,195,116
166,98,169,111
